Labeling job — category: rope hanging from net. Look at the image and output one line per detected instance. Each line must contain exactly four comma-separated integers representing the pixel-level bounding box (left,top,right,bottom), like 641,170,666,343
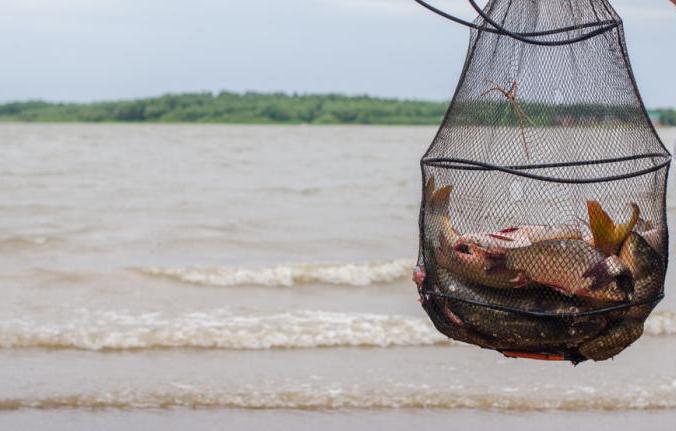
412,0,620,45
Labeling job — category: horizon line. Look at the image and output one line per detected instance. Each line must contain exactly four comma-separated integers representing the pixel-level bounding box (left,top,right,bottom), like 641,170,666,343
0,91,673,111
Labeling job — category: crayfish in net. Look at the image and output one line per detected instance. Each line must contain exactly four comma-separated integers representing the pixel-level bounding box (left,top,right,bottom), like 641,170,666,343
480,78,536,159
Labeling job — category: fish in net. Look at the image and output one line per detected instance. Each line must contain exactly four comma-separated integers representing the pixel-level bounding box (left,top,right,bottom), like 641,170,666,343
412,0,670,363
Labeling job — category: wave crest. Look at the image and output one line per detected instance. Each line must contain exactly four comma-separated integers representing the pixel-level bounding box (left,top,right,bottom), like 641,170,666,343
645,311,676,336
134,259,412,287
3,383,676,411
0,310,448,350
1,310,674,351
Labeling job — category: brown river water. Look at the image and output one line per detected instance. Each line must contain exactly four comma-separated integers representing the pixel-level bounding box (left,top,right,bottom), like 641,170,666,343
0,124,675,430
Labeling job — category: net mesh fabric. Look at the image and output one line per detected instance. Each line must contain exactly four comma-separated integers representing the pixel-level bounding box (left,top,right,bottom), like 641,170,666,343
416,0,670,363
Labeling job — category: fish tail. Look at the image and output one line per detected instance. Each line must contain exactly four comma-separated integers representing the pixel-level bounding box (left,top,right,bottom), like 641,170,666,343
587,200,641,256
428,185,453,215
587,200,615,255
424,176,436,201
621,203,640,238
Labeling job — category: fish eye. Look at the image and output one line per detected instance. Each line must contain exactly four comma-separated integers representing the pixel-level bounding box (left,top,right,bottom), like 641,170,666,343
454,243,471,254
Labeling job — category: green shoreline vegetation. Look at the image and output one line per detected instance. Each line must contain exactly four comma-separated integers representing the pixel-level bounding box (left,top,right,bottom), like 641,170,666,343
0,92,673,126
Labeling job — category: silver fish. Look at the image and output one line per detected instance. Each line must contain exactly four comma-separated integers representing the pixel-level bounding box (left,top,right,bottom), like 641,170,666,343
486,239,633,303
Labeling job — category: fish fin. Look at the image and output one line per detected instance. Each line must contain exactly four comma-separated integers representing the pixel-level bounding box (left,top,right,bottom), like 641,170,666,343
616,203,640,244
587,200,616,255
582,259,614,291
438,232,452,251
602,255,630,278
424,176,436,201
582,256,633,295
428,185,453,215
442,306,465,327
484,248,507,273
587,201,640,256
488,233,514,241
510,272,530,288
499,227,520,234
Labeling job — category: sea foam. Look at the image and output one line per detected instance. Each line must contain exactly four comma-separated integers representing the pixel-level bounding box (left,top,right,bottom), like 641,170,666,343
135,259,413,287
0,310,449,350
0,309,674,351
3,383,676,411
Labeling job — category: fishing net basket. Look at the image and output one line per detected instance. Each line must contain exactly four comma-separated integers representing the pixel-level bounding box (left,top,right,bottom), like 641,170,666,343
413,0,671,363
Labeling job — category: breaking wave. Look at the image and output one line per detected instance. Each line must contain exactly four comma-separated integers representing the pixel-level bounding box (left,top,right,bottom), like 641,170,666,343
134,259,412,287
0,310,449,350
644,311,676,336
3,383,676,411
0,309,675,351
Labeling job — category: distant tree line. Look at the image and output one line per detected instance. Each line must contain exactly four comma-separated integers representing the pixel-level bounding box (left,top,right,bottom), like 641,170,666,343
651,109,676,127
0,92,672,126
0,92,447,125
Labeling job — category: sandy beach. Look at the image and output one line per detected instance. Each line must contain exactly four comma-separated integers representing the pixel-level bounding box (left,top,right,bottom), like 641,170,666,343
0,124,675,429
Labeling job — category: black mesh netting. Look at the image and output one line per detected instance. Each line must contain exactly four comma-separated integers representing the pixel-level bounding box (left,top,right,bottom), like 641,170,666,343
414,0,671,363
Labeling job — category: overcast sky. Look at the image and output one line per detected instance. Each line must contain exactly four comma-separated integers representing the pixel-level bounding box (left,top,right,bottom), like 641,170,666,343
0,0,674,106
